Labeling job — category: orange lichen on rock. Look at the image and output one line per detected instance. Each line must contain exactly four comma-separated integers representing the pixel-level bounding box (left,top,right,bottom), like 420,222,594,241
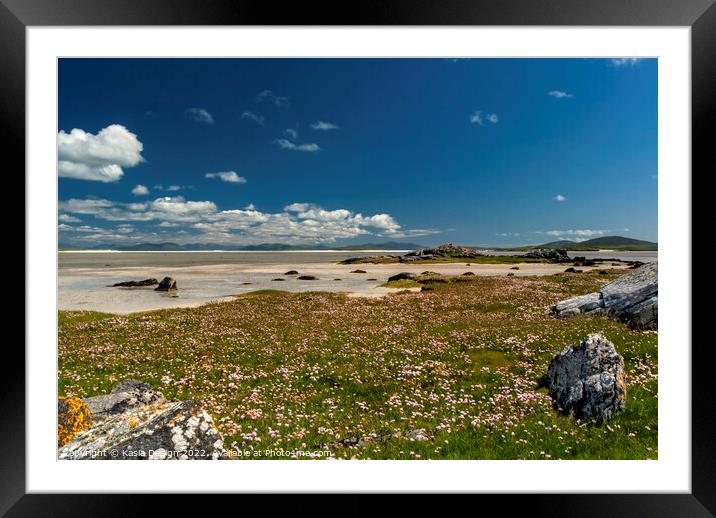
57,396,92,446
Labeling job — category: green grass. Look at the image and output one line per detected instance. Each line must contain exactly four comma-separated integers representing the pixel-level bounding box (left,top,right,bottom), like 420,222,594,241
379,279,422,289
340,255,546,265
58,270,657,460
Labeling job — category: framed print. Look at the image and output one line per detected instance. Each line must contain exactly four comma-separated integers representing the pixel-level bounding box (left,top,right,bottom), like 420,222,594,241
5,0,713,513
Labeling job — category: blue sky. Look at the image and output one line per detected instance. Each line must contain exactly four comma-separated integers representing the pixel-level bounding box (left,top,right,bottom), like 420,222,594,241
58,58,657,248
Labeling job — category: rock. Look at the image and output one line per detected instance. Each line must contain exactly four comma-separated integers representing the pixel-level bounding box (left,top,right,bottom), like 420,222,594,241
58,380,226,460
510,266,520,270
350,269,367,274
564,267,582,273
539,333,626,422
272,278,285,281
333,278,342,281
367,278,377,281
110,278,158,287
388,272,416,282
521,248,571,263
572,256,597,267
154,276,177,291
404,243,484,260
83,379,165,418
284,270,299,275
507,272,515,277
241,282,252,285
421,271,440,276
461,271,475,276
298,275,317,280
552,262,657,330
58,397,92,447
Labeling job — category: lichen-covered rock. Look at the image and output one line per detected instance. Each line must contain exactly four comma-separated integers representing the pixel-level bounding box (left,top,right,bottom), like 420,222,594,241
540,333,626,422
58,397,92,446
155,276,177,291
58,400,226,460
59,379,226,460
83,379,165,418
551,262,657,330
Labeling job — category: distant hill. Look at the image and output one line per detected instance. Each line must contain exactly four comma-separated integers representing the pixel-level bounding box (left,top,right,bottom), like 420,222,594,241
336,241,424,250
61,241,426,252
506,236,657,252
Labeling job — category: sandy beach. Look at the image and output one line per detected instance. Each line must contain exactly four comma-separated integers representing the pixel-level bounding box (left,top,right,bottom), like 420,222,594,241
58,257,632,314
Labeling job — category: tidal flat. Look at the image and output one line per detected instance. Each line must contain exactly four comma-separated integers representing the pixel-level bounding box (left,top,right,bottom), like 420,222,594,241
58,270,657,460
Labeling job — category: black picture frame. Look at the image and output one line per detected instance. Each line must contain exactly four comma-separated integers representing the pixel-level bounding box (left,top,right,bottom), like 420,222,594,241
5,0,711,513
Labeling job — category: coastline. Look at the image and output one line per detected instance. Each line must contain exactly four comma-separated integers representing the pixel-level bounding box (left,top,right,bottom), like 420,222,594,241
58,259,632,315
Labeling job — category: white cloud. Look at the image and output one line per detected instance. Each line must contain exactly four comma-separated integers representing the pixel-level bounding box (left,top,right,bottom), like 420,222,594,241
275,139,320,152
496,232,520,237
241,111,265,125
470,111,498,125
131,184,149,196
284,129,298,140
205,171,247,184
244,203,256,210
57,124,144,182
150,196,217,215
256,90,289,107
310,121,339,130
537,229,608,241
186,107,215,124
554,194,566,202
59,197,437,246
548,90,572,98
58,214,81,223
611,58,639,66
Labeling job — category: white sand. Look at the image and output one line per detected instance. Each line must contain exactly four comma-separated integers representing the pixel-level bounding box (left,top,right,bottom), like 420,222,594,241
58,260,628,315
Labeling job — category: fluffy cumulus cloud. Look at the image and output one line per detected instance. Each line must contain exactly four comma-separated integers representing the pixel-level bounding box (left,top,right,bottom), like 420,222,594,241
57,124,144,182
470,111,498,125
58,197,438,246
275,139,320,152
205,171,247,183
186,107,215,124
554,194,566,202
548,90,572,98
132,184,149,196
310,121,339,130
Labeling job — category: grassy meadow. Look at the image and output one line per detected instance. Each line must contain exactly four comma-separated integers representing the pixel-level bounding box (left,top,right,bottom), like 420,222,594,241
58,270,657,460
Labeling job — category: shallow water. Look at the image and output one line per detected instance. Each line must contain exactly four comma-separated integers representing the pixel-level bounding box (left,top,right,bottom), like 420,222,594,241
57,250,654,314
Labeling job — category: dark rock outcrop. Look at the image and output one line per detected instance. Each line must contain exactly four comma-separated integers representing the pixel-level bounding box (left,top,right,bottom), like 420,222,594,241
284,270,299,275
350,269,367,274
58,380,226,460
521,248,571,263
298,275,317,280
155,277,177,291
110,278,158,287
551,262,657,330
388,272,416,282
400,243,485,263
539,333,626,422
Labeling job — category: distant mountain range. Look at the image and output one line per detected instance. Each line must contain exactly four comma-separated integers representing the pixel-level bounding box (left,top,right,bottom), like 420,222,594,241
61,241,426,252
505,236,657,251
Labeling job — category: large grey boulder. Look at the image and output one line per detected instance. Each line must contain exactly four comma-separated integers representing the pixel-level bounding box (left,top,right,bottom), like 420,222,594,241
59,380,226,460
551,262,657,330
540,333,626,422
